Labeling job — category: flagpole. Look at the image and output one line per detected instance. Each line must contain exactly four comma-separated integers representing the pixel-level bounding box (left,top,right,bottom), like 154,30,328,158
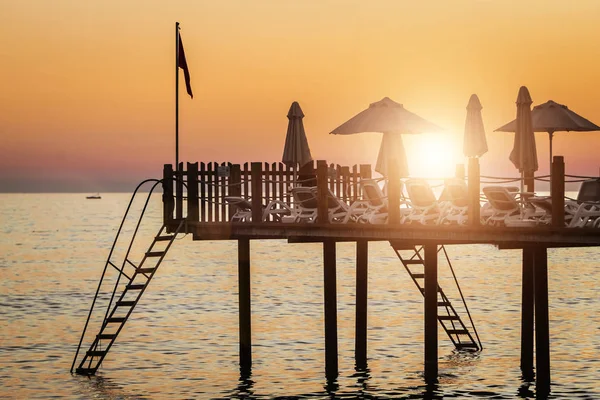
175,22,180,172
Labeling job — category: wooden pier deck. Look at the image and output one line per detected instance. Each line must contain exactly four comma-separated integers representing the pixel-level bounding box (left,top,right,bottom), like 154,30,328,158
72,157,599,398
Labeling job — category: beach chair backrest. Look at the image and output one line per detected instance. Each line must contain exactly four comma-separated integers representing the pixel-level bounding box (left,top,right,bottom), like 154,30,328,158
405,179,437,208
292,187,318,209
360,180,387,208
482,186,519,212
443,179,468,207
577,179,600,202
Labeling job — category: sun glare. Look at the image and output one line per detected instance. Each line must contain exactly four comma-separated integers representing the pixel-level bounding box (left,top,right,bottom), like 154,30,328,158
404,133,461,179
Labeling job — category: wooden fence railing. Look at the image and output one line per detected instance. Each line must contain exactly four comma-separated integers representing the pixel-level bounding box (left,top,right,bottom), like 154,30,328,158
163,156,569,227
163,160,372,224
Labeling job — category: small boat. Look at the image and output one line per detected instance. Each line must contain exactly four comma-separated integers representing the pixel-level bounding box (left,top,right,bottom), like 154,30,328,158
86,193,102,199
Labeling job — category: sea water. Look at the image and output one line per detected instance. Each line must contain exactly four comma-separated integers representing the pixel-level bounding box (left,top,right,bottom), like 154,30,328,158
0,193,598,399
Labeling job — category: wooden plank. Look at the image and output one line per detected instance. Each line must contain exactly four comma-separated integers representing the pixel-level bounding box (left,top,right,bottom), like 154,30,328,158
220,162,227,223
551,156,565,227
187,162,199,222
207,162,214,222
317,161,329,223
176,162,184,220
264,162,271,219
200,162,206,222
277,162,284,206
162,164,174,226
251,163,263,222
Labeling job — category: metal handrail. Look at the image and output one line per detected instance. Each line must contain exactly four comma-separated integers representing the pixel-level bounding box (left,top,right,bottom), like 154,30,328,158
70,178,161,373
441,245,483,350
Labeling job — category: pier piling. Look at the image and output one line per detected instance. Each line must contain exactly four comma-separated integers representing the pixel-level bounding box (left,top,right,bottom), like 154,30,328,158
238,239,252,371
424,244,438,382
534,247,551,393
323,239,338,380
355,240,368,369
520,247,535,379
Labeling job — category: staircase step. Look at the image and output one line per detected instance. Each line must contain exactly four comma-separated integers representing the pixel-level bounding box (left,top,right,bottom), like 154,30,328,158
411,273,425,279
437,301,451,307
438,315,460,321
86,350,107,357
126,284,146,290
137,268,156,274
404,259,424,265
447,329,468,335
155,235,174,241
116,301,136,307
98,334,116,340
107,317,126,323
419,287,440,294
146,251,165,257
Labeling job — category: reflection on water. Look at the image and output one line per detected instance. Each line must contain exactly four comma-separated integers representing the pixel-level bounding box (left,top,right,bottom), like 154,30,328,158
0,194,598,399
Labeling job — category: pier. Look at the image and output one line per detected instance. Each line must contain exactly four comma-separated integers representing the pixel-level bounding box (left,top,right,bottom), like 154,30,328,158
72,157,600,396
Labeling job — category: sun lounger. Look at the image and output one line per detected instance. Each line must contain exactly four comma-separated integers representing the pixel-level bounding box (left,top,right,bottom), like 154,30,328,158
481,186,539,226
224,196,293,222
438,178,469,225
528,179,600,228
289,186,369,223
403,179,442,224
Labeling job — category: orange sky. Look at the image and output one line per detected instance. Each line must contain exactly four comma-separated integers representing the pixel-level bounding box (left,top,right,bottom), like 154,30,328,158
1,1,599,191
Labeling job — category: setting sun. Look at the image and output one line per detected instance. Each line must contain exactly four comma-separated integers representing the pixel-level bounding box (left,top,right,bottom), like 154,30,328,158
404,133,462,179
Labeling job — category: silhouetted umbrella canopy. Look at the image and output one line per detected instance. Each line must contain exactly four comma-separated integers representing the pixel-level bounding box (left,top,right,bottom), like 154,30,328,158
463,94,488,158
509,86,538,173
282,101,313,168
497,99,600,170
331,97,440,177
375,133,409,177
496,100,600,134
330,97,441,135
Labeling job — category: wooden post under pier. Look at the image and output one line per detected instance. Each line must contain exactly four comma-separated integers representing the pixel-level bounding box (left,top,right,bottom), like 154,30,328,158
323,239,338,380
355,240,368,369
520,247,535,380
424,243,438,382
238,239,252,372
534,247,551,394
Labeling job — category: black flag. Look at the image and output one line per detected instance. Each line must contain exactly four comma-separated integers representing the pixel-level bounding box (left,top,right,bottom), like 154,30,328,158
178,33,193,99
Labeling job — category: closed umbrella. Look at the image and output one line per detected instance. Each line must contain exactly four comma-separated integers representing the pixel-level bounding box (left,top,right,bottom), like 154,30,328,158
330,97,440,177
497,100,600,172
463,94,488,158
375,133,409,177
282,101,313,183
508,86,538,192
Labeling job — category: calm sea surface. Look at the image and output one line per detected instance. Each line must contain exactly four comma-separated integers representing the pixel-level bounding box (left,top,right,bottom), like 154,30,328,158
0,193,598,399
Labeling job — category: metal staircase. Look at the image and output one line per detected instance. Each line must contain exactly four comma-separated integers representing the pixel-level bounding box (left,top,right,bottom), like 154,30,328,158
71,179,184,375
390,242,482,351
